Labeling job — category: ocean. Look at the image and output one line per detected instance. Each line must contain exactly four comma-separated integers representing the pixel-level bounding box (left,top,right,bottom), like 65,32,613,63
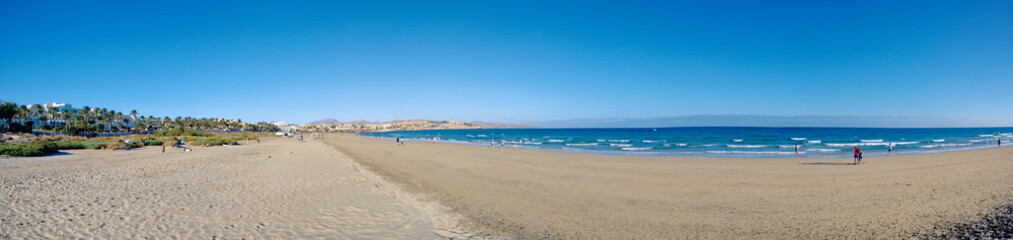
359,127,1013,158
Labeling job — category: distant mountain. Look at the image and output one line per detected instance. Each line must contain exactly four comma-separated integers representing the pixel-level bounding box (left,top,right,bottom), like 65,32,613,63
470,121,531,129
528,115,1012,128
307,118,341,125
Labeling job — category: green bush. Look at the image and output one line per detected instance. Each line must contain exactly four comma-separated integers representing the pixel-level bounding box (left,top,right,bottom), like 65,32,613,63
191,136,239,146
141,137,164,146
153,128,212,137
0,141,59,156
54,140,109,150
106,141,127,150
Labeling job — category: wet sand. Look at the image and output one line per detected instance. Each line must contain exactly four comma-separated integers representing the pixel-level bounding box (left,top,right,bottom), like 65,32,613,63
1,138,475,239
323,135,1013,239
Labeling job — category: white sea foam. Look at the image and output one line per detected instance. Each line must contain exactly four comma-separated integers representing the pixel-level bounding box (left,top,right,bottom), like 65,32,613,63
547,139,566,143
566,143,598,146
808,148,841,152
675,143,688,147
790,137,806,141
702,144,718,147
732,139,744,142
523,141,543,145
610,144,633,147
706,150,796,155
919,143,972,148
779,145,799,148
979,134,995,137
607,139,631,143
931,139,945,142
466,135,475,138
969,139,989,143
621,147,652,151
642,140,666,143
477,134,488,137
860,139,883,143
807,140,821,143
727,144,765,148
596,139,607,142
825,141,918,147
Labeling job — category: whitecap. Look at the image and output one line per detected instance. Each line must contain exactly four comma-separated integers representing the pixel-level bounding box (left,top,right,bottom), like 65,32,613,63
547,139,566,143
607,139,631,143
727,144,765,148
979,134,995,137
610,144,633,147
477,134,488,137
566,143,598,146
706,150,796,155
807,148,841,152
732,139,744,142
919,143,972,148
779,145,800,148
523,141,542,145
621,147,652,151
790,137,806,141
931,139,945,142
860,139,883,143
642,140,666,143
825,141,917,147
596,139,607,142
807,140,822,143
675,143,688,147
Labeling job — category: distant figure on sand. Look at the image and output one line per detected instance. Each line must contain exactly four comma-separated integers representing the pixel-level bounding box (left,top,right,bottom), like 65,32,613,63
888,143,894,154
794,144,800,157
853,146,863,165
396,137,400,144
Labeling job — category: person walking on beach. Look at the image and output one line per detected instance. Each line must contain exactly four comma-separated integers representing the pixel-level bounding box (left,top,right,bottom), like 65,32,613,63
853,146,863,165
794,144,800,157
396,137,400,145
887,143,894,154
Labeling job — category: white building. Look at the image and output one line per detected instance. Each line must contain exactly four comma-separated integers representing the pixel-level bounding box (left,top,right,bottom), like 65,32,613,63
43,102,73,111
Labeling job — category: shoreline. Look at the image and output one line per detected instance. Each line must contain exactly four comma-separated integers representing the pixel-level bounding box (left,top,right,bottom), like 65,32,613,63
323,134,1013,239
357,134,1010,159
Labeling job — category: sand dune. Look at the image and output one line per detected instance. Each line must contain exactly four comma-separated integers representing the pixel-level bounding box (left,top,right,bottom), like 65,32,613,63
323,135,1013,239
1,138,475,239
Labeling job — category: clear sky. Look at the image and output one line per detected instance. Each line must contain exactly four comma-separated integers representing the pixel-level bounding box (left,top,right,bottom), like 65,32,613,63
2,1,1011,127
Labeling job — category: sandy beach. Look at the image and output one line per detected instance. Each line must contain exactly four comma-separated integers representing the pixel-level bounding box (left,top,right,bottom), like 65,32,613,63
323,135,1013,239
1,138,475,239
3,134,1011,239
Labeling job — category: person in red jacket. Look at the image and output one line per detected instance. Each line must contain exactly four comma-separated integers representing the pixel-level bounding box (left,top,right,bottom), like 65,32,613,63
853,146,862,165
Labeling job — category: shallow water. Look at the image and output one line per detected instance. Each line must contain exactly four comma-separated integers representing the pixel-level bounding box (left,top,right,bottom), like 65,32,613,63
361,127,1013,158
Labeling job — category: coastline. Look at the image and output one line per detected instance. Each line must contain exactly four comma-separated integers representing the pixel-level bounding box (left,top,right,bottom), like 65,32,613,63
323,134,1013,239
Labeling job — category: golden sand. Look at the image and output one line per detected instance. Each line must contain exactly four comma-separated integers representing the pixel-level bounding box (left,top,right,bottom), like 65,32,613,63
323,135,1013,239
1,138,473,239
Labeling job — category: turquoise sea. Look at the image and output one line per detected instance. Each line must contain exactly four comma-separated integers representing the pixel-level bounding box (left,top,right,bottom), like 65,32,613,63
360,127,1013,158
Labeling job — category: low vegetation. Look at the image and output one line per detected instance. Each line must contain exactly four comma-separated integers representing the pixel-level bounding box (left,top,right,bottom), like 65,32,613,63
0,129,272,156
0,141,59,156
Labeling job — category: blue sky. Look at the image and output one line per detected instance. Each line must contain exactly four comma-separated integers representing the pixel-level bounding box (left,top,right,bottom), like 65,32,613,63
2,1,1011,127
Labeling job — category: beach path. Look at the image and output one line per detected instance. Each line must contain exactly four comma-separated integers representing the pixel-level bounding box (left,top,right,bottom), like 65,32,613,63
1,138,469,239
323,135,1013,239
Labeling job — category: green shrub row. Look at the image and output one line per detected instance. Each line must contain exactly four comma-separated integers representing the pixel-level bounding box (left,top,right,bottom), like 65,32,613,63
0,141,59,156
152,128,212,137
191,136,239,146
53,140,110,150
